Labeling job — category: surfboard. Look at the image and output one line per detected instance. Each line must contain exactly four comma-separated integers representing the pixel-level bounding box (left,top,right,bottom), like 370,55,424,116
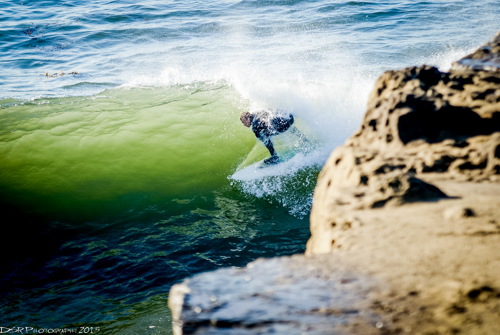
244,157,280,170
231,149,306,181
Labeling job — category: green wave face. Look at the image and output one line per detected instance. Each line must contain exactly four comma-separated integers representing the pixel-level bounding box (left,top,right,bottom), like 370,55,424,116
0,83,255,217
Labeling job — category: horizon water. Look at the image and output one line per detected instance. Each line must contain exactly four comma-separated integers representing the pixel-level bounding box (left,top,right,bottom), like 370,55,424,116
1,0,499,334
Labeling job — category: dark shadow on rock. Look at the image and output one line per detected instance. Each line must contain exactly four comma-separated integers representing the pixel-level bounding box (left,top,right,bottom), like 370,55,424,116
398,102,500,145
371,175,452,208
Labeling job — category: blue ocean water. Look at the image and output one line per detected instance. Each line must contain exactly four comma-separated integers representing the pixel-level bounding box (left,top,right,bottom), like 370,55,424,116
1,0,499,334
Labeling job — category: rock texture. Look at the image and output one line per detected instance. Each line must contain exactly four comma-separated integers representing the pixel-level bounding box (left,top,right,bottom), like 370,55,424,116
309,64,500,252
308,31,500,334
169,31,500,335
169,255,387,335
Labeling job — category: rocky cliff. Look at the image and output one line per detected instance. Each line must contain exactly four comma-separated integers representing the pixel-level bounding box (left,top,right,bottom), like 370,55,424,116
169,31,500,335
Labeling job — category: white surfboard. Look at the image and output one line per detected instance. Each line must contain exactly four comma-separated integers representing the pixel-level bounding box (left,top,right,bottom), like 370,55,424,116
231,150,307,181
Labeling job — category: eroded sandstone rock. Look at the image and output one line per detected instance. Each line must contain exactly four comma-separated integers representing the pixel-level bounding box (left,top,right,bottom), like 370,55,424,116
309,63,500,254
307,32,500,334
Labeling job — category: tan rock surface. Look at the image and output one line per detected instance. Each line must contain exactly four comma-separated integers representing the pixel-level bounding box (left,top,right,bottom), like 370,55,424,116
308,33,500,334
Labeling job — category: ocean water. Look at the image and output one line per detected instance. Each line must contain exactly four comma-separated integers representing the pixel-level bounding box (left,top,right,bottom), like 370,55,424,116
1,0,499,333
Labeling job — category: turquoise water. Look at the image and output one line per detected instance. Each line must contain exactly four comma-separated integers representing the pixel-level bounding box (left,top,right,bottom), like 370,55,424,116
1,0,499,333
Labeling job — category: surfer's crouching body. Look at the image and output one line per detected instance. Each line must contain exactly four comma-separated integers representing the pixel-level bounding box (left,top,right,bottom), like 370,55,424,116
240,110,301,165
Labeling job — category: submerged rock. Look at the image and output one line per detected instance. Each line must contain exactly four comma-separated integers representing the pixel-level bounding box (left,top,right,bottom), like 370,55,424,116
452,31,500,72
170,30,500,334
169,255,387,335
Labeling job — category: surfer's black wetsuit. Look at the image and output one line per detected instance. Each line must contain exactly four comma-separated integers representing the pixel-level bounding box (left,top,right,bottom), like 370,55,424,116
251,110,294,163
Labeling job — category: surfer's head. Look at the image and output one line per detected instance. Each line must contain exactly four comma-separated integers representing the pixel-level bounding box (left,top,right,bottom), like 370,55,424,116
240,112,254,128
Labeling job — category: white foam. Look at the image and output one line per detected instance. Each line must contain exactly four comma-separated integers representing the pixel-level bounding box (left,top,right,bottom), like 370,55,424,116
233,152,311,181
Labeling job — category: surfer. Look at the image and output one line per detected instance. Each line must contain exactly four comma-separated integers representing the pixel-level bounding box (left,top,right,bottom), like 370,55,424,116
240,109,302,165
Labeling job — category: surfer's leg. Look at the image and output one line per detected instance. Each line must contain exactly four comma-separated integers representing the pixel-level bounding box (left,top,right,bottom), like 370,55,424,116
261,137,280,164
264,155,280,165
262,137,278,158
